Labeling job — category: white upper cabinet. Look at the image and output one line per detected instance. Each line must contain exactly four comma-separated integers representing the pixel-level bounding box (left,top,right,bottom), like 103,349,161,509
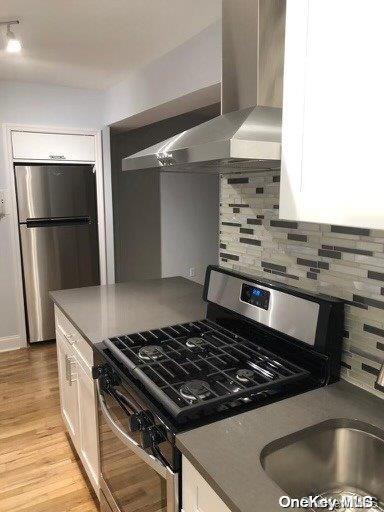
12,131,95,162
280,0,384,229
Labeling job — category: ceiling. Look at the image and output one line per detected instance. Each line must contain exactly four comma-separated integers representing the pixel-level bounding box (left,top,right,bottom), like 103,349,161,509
0,0,221,90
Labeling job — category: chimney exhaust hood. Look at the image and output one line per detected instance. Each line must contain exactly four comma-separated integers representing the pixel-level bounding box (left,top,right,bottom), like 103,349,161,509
122,0,285,174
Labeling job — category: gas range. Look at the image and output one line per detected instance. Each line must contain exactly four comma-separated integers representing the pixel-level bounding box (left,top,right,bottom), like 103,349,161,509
94,266,344,512
104,317,311,423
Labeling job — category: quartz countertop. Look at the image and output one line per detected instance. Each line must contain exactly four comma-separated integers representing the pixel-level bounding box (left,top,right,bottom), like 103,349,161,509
50,277,206,345
176,380,384,512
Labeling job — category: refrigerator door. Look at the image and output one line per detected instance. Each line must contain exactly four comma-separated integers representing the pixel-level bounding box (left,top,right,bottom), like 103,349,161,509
15,164,97,222
20,221,99,342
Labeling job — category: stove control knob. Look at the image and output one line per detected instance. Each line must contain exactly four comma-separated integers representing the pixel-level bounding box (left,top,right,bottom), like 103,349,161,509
130,411,153,432
92,364,120,389
92,364,106,380
140,425,167,448
101,373,121,390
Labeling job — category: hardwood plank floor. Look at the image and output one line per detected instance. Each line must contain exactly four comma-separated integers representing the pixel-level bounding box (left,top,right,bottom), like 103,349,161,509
0,342,99,512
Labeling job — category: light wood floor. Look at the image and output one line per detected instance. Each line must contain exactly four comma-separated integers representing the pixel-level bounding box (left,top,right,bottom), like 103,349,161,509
0,342,99,512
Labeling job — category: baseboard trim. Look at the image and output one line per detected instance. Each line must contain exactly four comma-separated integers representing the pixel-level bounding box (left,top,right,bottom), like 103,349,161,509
0,335,26,352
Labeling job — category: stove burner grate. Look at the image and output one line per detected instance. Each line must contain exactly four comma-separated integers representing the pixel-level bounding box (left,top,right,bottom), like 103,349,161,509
106,319,311,422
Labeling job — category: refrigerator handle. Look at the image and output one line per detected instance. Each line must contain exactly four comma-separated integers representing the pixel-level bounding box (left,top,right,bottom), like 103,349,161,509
25,216,91,227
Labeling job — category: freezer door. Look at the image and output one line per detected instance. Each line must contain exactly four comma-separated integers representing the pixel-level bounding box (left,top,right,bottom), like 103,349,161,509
15,164,97,222
20,221,99,343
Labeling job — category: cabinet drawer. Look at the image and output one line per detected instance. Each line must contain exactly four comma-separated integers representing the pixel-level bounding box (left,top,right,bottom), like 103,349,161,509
182,457,231,512
55,306,93,375
12,131,95,162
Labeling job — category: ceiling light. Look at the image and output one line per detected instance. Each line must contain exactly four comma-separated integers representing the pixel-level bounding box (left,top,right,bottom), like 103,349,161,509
6,27,22,53
0,20,21,53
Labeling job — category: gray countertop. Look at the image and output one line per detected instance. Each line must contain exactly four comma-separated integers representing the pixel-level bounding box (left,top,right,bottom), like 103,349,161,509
176,381,384,512
50,277,206,345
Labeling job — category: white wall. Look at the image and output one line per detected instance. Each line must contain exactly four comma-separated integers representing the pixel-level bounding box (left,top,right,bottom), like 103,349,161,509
0,21,222,349
104,21,221,125
101,125,115,284
0,81,104,347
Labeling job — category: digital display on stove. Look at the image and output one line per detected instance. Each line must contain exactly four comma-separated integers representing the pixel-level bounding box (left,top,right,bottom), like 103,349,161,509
241,283,270,310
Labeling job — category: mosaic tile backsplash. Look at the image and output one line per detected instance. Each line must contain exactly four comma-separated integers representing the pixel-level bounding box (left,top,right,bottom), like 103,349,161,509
220,170,384,397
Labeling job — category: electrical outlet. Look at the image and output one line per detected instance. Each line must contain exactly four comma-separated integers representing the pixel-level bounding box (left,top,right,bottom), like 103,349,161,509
189,267,196,278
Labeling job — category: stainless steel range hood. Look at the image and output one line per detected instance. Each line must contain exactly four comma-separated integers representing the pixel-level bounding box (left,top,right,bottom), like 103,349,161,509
123,0,285,174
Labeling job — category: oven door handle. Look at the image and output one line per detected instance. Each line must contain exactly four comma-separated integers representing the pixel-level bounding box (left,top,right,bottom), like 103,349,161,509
96,380,167,478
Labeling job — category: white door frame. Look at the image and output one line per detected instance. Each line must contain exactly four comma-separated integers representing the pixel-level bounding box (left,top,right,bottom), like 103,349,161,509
2,123,108,349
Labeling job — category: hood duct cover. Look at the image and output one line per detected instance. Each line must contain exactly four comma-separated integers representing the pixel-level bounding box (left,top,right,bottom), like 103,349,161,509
122,1,285,174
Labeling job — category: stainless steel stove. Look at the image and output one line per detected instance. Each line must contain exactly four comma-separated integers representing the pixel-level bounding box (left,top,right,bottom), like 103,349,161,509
93,266,344,512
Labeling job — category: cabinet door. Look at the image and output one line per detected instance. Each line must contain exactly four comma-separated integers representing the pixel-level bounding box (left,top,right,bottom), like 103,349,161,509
56,333,79,447
12,131,95,162
182,457,231,512
280,0,384,229
77,359,100,495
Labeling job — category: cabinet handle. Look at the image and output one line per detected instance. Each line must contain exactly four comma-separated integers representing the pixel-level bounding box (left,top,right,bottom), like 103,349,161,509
65,332,76,344
64,354,76,384
66,333,76,344
67,356,76,385
58,324,76,344
65,354,70,382
49,154,66,160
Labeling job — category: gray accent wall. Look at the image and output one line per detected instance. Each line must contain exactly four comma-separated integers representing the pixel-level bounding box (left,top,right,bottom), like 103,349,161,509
111,104,220,284
220,170,384,398
161,172,219,285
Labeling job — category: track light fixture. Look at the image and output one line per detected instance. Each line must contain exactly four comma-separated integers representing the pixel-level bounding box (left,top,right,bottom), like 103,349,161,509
1,20,22,53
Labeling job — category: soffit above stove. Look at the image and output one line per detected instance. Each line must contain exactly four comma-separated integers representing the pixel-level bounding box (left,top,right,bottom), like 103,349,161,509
122,0,285,174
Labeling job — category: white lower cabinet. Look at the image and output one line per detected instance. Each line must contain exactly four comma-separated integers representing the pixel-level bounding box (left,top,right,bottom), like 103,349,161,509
55,306,99,496
182,456,231,512
56,331,79,443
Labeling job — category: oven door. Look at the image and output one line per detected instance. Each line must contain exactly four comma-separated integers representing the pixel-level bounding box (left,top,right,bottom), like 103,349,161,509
96,378,178,512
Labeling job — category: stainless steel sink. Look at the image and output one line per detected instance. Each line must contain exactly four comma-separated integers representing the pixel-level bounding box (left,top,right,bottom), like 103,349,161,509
260,419,384,512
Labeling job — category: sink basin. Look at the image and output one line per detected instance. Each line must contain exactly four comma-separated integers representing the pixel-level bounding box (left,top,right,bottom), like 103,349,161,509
261,419,384,511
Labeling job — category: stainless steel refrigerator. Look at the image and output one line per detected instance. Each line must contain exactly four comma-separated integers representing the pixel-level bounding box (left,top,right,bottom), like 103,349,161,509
15,164,100,343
